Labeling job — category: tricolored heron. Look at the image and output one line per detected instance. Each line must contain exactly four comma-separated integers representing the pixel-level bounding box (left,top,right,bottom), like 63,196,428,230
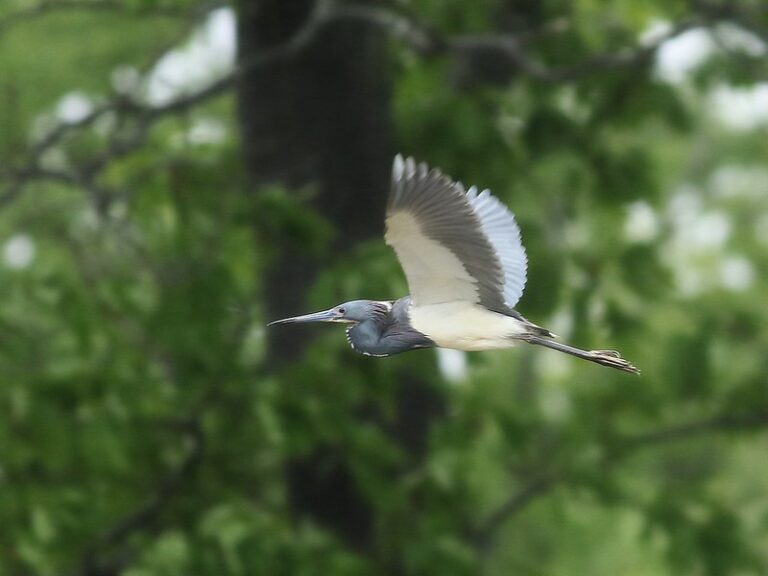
269,155,639,374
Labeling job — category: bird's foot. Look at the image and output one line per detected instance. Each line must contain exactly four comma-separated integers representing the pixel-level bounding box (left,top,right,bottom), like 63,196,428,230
588,350,640,375
593,349,621,358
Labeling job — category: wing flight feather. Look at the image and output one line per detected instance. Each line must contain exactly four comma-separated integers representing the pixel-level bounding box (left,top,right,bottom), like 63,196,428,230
466,186,527,307
386,155,526,311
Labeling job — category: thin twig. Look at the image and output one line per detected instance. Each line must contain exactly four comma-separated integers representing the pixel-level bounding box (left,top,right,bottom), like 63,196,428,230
0,2,723,208
473,408,768,556
75,419,205,576
0,0,225,38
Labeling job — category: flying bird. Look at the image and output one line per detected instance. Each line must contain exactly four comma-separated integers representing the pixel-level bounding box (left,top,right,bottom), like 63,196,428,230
269,155,639,374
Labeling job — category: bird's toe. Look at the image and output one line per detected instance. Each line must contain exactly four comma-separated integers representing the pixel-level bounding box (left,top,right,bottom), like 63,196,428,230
588,350,640,374
592,349,622,358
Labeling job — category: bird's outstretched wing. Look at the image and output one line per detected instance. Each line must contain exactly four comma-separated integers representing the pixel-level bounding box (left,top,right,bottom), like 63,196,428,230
466,186,527,307
385,155,527,311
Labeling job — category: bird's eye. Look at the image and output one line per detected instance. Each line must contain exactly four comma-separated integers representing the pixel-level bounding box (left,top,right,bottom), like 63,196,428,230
338,307,346,314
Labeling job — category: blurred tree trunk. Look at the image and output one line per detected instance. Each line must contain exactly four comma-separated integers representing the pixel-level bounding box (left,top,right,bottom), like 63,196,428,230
236,0,396,556
236,0,392,357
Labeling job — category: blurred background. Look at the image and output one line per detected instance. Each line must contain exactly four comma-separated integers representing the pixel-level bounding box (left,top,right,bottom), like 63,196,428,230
1,0,767,574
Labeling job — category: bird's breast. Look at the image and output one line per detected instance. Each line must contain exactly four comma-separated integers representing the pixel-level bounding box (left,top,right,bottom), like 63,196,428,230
408,301,528,351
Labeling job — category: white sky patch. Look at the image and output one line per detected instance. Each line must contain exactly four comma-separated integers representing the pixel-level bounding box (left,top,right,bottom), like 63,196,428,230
650,22,765,85
710,164,768,199
663,187,736,296
187,118,228,145
710,83,768,130
666,189,733,254
713,23,767,57
684,211,731,251
719,255,755,292
649,22,768,131
146,8,236,106
666,185,702,228
56,92,94,123
3,235,35,269
641,20,674,47
171,118,229,148
436,348,468,383
624,200,659,243
651,25,715,84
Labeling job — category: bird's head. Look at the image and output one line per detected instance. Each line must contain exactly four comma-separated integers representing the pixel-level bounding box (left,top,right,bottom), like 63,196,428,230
267,300,386,326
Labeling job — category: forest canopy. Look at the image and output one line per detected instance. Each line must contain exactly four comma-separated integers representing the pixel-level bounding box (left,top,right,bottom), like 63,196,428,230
1,1,767,575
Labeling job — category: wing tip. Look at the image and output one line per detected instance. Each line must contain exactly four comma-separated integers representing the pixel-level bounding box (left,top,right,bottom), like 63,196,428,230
392,153,421,178
393,154,455,186
393,154,405,180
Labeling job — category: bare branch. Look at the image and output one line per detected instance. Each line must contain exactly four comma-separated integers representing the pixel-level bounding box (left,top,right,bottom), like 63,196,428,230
0,0,339,204
473,476,556,551
472,19,698,83
329,4,700,83
622,410,768,449
74,419,205,576
0,165,83,208
0,0,229,206
473,408,768,556
0,0,755,209
693,0,768,33
0,0,225,38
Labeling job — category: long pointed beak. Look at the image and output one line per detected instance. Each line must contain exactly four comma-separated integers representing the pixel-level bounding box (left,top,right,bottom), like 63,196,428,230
267,308,338,326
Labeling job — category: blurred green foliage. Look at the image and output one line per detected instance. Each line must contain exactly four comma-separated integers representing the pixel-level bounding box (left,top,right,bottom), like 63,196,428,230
1,0,767,575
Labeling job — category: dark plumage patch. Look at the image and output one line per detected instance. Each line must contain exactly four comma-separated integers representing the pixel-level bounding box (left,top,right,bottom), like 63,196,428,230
387,156,509,313
345,297,434,357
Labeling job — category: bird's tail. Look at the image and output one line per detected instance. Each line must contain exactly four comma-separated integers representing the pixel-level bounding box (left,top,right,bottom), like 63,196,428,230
522,334,640,375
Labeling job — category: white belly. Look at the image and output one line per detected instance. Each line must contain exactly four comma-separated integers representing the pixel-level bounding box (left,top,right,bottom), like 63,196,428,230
409,302,528,351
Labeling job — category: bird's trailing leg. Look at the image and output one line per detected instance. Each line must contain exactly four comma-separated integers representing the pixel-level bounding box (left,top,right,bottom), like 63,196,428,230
521,335,640,375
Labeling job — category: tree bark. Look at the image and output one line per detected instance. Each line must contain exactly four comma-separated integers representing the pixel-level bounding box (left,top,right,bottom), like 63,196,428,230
236,0,392,554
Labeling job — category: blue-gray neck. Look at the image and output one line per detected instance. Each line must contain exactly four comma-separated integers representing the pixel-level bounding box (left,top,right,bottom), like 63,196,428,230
345,297,434,357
